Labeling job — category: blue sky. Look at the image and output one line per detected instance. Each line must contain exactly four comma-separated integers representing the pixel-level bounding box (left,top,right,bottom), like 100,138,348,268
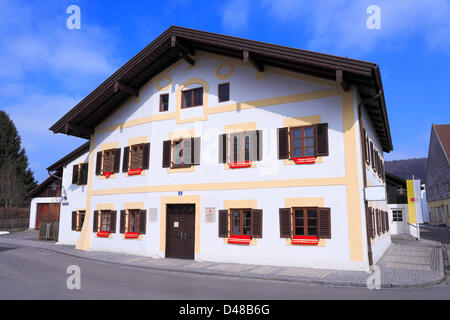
1,0,449,183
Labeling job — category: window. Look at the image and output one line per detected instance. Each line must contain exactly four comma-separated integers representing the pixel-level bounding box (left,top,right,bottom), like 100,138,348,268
130,144,144,170
128,210,140,233
173,139,192,167
162,137,201,168
279,207,331,239
120,209,146,235
277,124,328,161
290,126,316,158
217,208,263,240
230,132,253,163
71,210,86,232
231,209,252,236
218,131,262,166
218,83,230,102
100,210,112,232
72,163,88,185
160,94,169,112
293,208,318,236
182,87,203,108
103,149,116,174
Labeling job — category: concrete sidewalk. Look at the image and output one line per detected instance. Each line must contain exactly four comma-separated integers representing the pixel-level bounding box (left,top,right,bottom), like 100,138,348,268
0,230,445,288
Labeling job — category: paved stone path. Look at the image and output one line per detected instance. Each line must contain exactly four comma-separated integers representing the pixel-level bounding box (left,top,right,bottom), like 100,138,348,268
0,230,445,288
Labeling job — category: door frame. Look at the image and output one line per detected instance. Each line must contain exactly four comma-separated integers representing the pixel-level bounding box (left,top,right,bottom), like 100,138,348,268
165,203,196,259
160,195,201,258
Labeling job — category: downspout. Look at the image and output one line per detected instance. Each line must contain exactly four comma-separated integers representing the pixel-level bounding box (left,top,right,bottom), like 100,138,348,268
357,87,383,267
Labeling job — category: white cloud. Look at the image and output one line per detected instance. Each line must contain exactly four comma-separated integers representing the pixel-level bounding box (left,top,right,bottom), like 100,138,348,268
261,0,450,54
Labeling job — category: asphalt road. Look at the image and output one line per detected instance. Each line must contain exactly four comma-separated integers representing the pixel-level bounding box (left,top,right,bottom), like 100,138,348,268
419,225,450,244
0,244,449,301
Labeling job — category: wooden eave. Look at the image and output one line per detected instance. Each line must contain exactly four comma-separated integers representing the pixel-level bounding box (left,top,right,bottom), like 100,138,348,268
50,26,393,152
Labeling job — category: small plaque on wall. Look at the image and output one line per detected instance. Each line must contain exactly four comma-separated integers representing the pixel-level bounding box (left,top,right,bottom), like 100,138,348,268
148,208,158,222
205,207,216,223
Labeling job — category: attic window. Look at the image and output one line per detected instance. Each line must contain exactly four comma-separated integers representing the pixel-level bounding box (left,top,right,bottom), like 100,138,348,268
182,87,203,108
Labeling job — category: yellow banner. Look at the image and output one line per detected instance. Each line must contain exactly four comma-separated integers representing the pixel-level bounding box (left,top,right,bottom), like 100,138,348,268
406,180,416,224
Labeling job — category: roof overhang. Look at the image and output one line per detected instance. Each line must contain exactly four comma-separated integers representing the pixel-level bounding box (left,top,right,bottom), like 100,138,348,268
50,26,393,152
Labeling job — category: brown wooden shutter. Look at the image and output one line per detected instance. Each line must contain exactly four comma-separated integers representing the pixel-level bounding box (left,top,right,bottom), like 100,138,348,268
316,123,329,157
120,210,126,234
366,207,372,240
362,129,367,162
72,165,79,185
218,210,229,238
370,142,375,169
251,209,263,238
93,211,99,232
372,208,376,238
278,127,289,159
162,140,172,168
95,151,103,175
256,130,262,161
122,146,130,172
376,209,381,235
386,211,390,232
218,134,227,164
139,210,147,234
79,163,88,185
279,208,292,238
191,137,201,165
318,207,331,239
72,211,77,231
142,143,150,170
113,149,121,173
110,210,117,233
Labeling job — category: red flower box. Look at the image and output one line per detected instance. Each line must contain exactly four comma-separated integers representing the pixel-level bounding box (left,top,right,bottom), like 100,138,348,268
292,157,316,165
128,168,142,176
97,231,110,238
103,172,113,178
229,161,252,169
291,235,319,245
228,235,251,244
125,232,140,239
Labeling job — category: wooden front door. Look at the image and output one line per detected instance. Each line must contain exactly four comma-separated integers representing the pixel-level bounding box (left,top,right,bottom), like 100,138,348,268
165,204,195,259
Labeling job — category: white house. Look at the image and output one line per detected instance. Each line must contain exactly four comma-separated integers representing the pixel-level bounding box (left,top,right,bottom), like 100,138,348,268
39,26,393,271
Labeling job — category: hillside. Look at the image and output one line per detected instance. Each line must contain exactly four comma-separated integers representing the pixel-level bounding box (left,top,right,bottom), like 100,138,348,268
385,158,427,182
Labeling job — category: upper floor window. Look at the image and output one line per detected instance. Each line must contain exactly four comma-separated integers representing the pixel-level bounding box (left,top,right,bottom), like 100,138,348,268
103,149,116,174
173,139,192,168
95,148,121,177
72,163,88,185
218,83,230,102
279,207,331,240
160,94,169,112
123,143,150,174
182,87,203,108
130,144,145,170
277,123,328,163
218,130,262,166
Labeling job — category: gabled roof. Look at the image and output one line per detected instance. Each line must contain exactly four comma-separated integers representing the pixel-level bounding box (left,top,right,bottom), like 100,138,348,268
46,141,90,172
50,26,393,152
26,174,60,199
433,124,450,164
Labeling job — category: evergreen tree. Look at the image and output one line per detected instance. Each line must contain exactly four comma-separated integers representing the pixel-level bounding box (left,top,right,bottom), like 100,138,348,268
0,111,37,207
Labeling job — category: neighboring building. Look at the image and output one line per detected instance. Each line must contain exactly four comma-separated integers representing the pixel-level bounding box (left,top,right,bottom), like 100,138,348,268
386,172,408,235
39,26,393,271
426,124,450,226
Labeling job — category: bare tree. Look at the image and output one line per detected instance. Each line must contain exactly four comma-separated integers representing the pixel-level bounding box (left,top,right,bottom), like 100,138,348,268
0,158,25,208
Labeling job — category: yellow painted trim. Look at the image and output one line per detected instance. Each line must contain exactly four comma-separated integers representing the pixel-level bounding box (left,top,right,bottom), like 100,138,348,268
89,177,348,196
175,77,210,124
99,142,119,151
341,91,364,262
128,136,149,146
224,121,257,133
96,203,115,210
155,74,172,91
285,197,325,208
214,63,235,80
167,129,197,173
167,166,196,173
255,71,267,80
283,115,322,128
123,202,145,210
160,195,201,255
75,136,95,250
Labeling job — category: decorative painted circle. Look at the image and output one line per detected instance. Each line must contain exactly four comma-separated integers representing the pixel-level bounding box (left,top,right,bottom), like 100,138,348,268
156,75,172,91
215,63,235,80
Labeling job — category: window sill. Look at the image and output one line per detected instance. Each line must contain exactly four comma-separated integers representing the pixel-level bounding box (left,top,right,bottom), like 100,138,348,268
127,168,143,176
124,232,140,239
228,161,252,169
96,231,110,238
292,157,316,165
227,235,252,244
291,235,319,245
